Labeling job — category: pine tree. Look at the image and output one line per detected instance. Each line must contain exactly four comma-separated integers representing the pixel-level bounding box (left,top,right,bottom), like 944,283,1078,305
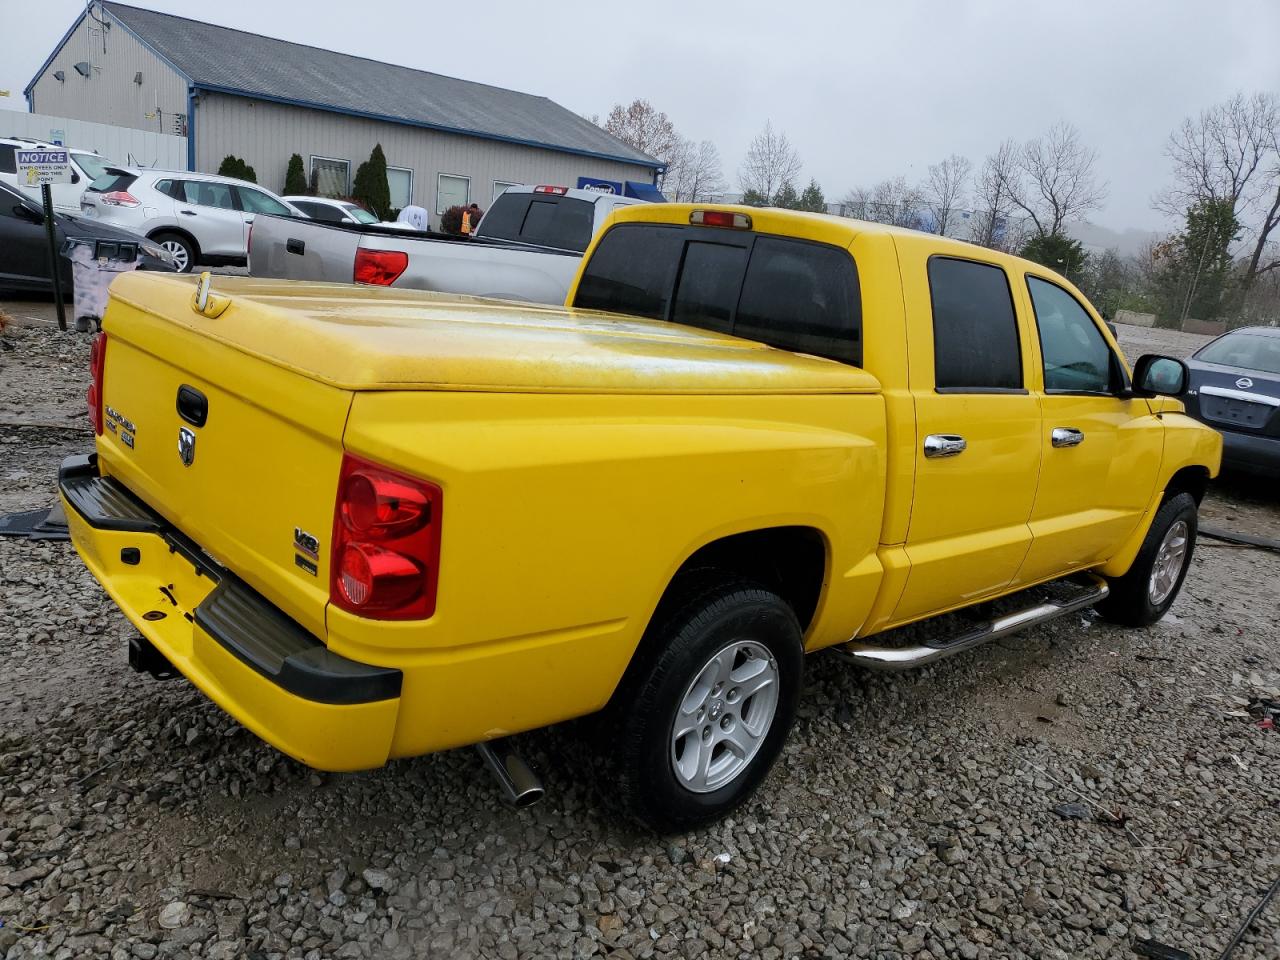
772,182,801,210
352,144,391,220
799,179,826,213
284,154,307,195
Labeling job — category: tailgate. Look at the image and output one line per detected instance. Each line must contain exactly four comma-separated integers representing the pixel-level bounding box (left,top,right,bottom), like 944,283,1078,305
96,278,352,638
249,214,359,283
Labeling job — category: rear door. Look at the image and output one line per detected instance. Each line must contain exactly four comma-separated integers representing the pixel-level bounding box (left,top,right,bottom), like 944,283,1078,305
1015,273,1161,583
0,192,52,286
891,244,1043,624
174,180,244,256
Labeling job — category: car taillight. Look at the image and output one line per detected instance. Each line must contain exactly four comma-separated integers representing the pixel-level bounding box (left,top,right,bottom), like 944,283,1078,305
99,191,140,207
691,210,752,229
87,332,107,435
533,185,568,195
353,248,408,286
331,454,442,620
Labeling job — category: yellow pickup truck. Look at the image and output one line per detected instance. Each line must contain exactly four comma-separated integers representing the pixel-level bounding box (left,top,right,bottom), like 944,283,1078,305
62,203,1220,831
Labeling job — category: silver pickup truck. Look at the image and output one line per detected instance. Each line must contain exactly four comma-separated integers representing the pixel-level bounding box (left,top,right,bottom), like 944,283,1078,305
247,185,646,304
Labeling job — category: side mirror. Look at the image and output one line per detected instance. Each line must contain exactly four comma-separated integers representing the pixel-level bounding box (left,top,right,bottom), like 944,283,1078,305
1106,321,1118,338
1132,354,1188,397
71,172,81,184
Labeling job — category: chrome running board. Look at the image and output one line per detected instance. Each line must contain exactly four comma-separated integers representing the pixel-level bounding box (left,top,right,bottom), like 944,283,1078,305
835,574,1109,671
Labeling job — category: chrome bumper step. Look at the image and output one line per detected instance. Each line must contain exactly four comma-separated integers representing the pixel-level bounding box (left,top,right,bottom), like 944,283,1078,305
835,575,1109,671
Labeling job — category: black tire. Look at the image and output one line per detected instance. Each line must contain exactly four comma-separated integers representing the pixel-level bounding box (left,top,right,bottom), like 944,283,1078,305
610,577,803,833
151,231,196,273
1097,492,1198,627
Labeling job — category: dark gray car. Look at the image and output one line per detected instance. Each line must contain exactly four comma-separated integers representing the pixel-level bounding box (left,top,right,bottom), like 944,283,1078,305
1182,325,1280,476
0,180,173,297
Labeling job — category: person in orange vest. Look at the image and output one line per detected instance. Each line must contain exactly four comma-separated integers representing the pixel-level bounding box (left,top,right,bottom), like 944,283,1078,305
460,203,483,236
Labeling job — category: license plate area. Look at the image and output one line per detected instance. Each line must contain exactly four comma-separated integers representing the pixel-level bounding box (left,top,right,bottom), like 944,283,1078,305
1202,395,1271,429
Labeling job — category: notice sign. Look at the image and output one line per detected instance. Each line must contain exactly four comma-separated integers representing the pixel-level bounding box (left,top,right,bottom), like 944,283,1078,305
17,149,72,186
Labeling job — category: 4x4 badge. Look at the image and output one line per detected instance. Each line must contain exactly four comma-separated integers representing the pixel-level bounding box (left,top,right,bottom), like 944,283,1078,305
178,427,196,467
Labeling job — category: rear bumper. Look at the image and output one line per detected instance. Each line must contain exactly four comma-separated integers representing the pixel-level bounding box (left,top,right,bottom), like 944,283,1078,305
59,453,401,771
1218,430,1280,476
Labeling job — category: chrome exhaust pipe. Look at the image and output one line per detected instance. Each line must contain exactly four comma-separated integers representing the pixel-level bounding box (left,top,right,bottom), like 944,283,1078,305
475,739,544,807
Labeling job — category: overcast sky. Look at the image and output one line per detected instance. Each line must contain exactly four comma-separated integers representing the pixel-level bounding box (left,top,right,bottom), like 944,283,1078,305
2,0,1277,234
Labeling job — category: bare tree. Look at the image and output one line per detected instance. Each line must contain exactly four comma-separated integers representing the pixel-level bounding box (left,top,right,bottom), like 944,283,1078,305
665,138,727,203
923,154,972,236
602,99,679,164
1006,122,1106,238
1160,92,1280,291
739,122,803,200
971,139,1021,249
839,177,925,228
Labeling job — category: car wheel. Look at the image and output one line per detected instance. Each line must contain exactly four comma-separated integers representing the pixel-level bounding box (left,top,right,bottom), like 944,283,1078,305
1097,492,1198,627
152,232,195,273
610,577,803,833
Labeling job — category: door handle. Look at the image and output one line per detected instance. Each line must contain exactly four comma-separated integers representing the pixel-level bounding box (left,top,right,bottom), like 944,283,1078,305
923,434,967,458
1051,427,1085,448
179,209,197,216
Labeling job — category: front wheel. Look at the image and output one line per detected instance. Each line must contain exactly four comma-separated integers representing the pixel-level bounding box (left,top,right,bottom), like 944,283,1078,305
1097,492,1198,627
610,578,803,833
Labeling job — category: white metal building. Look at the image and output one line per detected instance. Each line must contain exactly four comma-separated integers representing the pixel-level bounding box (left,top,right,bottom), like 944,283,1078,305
25,2,662,216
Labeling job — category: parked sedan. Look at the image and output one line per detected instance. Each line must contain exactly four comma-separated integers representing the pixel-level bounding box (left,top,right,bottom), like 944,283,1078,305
79,167,300,272
0,181,173,297
283,196,383,226
1183,325,1280,476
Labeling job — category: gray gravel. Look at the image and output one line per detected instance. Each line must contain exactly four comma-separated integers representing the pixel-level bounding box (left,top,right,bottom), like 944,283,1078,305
1,316,1278,960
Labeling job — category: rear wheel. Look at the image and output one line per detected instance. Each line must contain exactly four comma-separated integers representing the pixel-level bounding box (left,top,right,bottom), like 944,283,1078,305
152,231,195,273
1097,492,1198,627
610,578,803,833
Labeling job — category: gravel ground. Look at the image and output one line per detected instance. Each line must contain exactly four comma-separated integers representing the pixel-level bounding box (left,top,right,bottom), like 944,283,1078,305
1,313,1278,960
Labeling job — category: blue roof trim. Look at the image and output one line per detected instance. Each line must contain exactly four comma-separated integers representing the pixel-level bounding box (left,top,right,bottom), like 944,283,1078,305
23,11,89,97
190,83,665,172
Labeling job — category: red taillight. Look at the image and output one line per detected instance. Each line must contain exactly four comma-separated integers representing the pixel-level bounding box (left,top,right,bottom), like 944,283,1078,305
533,185,568,195
353,248,408,286
331,454,442,620
87,332,107,435
99,190,140,207
691,210,752,230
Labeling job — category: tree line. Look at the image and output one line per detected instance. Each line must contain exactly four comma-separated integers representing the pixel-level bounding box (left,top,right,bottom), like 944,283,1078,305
597,93,1280,328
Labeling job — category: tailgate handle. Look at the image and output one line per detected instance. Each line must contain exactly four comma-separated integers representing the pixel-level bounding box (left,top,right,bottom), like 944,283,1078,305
177,385,208,427
286,238,305,256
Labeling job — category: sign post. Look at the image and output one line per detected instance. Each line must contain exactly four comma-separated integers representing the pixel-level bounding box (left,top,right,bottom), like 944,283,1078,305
17,149,72,331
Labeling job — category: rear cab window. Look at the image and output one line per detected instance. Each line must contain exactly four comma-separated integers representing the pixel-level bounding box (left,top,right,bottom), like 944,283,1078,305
478,192,596,252
574,222,862,366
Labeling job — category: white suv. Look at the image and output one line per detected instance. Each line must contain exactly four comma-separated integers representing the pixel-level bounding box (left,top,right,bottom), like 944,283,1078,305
0,136,116,215
79,167,300,272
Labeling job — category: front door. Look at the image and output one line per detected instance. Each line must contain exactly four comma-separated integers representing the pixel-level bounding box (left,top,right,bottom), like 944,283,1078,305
1015,273,1162,583
891,245,1044,624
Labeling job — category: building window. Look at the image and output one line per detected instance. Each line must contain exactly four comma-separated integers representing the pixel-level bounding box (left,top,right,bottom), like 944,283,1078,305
492,180,521,203
310,156,349,198
437,173,470,214
387,166,413,211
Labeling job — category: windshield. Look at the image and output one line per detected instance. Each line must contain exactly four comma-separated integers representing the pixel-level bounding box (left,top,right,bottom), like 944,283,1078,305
1194,332,1280,376
72,152,113,181
343,204,380,224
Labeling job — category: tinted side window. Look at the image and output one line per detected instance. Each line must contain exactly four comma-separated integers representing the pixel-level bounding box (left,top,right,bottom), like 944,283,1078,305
573,224,683,319
519,197,594,252
670,241,750,335
180,181,236,210
735,237,861,365
1027,276,1114,392
0,145,16,175
928,257,1022,390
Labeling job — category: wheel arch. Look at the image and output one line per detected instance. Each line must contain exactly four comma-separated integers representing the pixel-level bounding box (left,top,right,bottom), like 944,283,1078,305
605,525,828,711
1162,464,1210,506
